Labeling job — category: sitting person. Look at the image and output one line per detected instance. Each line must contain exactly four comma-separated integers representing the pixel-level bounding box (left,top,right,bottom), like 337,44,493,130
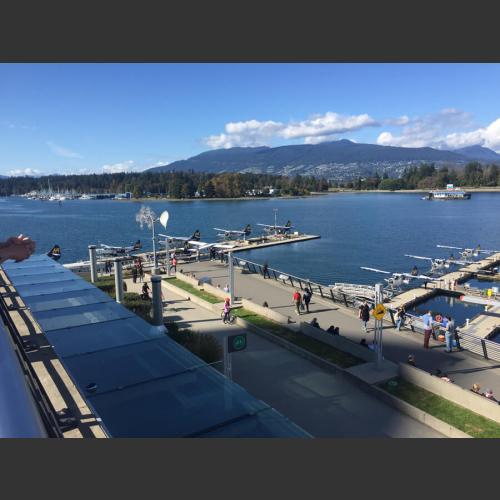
407,354,416,366
432,369,453,383
360,338,369,348
326,325,337,335
471,383,484,395
310,317,320,329
484,389,499,403
262,301,269,308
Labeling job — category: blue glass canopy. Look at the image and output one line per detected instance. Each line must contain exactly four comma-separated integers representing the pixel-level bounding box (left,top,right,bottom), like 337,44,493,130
2,255,309,438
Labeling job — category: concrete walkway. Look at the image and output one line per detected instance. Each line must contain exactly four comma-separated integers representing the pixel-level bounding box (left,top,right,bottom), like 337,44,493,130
125,277,443,437
179,260,500,396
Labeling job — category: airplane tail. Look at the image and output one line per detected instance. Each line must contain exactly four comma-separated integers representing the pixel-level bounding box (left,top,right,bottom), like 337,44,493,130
285,220,292,228
47,244,61,260
243,224,251,235
191,230,201,241
133,240,142,250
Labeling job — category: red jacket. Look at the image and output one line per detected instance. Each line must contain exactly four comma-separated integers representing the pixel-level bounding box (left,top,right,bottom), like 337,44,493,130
293,292,301,302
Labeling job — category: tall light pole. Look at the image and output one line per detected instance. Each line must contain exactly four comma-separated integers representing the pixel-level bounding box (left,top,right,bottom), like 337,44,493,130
136,206,162,275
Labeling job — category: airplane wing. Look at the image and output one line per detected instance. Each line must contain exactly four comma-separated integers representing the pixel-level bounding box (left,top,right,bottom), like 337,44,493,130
257,223,274,228
188,240,209,247
401,272,438,280
213,244,236,249
158,234,190,242
404,254,433,261
214,228,246,235
360,267,391,274
437,245,464,250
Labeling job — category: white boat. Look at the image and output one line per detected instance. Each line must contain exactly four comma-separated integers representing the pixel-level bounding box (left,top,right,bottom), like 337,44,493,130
423,184,471,200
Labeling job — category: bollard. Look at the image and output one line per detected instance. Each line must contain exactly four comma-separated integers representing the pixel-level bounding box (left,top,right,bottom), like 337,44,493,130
88,245,97,284
151,275,165,328
114,258,124,304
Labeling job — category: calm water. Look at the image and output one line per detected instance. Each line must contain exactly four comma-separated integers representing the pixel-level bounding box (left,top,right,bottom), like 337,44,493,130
410,294,485,327
1,193,500,286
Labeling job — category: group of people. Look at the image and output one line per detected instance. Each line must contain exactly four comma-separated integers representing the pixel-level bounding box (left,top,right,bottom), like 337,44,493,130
131,258,145,283
471,384,499,403
292,288,312,315
420,310,462,352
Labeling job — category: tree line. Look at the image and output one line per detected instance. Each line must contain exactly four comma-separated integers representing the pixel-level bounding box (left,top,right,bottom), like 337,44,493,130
0,171,330,198
329,162,500,191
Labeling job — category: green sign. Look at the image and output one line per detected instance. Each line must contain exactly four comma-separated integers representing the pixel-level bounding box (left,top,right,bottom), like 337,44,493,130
228,333,247,353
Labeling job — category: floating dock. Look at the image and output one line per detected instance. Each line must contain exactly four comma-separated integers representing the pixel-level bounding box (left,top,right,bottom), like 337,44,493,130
388,252,500,339
228,233,320,253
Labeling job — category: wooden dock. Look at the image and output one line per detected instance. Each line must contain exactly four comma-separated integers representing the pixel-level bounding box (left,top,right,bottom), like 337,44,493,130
229,233,320,253
388,252,500,339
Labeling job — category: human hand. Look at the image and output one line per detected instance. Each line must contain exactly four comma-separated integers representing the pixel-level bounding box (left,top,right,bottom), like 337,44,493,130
0,234,36,263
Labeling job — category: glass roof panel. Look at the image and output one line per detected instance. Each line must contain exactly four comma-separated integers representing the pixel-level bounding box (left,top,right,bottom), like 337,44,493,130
63,337,201,395
34,301,135,332
45,316,161,358
23,288,113,312
88,366,267,437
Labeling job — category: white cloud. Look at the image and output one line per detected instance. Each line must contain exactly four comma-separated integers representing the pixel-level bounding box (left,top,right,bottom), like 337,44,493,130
384,115,410,126
204,112,379,149
7,168,42,177
376,108,480,149
47,141,83,159
101,160,137,174
303,135,337,145
280,112,378,140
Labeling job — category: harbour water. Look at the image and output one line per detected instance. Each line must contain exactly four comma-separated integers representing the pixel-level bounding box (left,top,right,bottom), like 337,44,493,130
1,192,500,285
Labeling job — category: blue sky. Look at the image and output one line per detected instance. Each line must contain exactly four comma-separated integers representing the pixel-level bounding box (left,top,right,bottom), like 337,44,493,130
1,63,500,176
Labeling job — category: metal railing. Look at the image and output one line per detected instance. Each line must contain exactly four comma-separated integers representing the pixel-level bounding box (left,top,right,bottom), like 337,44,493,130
0,289,63,437
403,312,500,362
231,256,373,310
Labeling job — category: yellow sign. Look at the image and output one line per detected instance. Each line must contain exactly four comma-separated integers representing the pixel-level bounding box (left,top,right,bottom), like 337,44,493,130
372,303,386,320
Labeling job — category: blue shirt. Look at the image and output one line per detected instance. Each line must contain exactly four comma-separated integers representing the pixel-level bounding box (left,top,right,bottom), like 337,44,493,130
421,313,433,329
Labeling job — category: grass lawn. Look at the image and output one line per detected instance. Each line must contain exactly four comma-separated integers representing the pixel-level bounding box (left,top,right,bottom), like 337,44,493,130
379,378,500,438
166,278,221,304
233,308,363,369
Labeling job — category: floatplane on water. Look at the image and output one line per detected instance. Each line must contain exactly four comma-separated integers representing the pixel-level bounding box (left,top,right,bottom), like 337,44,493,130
214,224,252,241
360,266,438,290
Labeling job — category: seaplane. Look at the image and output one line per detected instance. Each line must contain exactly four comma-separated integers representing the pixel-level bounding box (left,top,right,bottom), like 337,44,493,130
158,231,235,257
96,240,142,257
404,254,468,274
437,244,500,259
360,266,437,289
214,224,252,241
257,220,293,235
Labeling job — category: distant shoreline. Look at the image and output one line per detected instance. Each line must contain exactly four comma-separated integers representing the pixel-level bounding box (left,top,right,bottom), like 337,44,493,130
328,187,500,194
118,192,329,202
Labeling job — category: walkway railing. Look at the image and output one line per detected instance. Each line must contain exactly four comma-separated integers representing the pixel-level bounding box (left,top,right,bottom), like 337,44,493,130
231,256,370,310
404,311,500,363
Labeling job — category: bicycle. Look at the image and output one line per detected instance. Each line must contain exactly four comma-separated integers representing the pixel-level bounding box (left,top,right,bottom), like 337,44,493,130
221,309,236,324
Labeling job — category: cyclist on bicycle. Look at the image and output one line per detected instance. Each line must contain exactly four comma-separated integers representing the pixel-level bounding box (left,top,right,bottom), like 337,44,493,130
222,297,231,324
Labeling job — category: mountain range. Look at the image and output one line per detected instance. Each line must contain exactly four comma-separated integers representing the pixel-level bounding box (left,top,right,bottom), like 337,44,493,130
147,140,500,180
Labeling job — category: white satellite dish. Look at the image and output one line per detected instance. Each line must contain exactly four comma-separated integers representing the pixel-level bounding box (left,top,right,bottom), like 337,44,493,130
159,210,169,229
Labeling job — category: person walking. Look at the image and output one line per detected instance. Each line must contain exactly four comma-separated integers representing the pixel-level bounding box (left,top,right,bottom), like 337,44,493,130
444,315,455,353
170,256,177,273
358,301,370,332
222,297,231,324
132,266,138,284
421,310,433,349
262,261,270,279
293,290,302,315
395,306,406,331
138,262,144,283
303,288,312,313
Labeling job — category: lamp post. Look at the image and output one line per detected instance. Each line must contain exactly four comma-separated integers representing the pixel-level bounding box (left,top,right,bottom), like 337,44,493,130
136,206,166,276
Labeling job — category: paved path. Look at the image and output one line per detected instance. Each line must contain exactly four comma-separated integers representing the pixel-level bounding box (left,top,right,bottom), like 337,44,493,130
179,260,500,396
125,277,443,437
